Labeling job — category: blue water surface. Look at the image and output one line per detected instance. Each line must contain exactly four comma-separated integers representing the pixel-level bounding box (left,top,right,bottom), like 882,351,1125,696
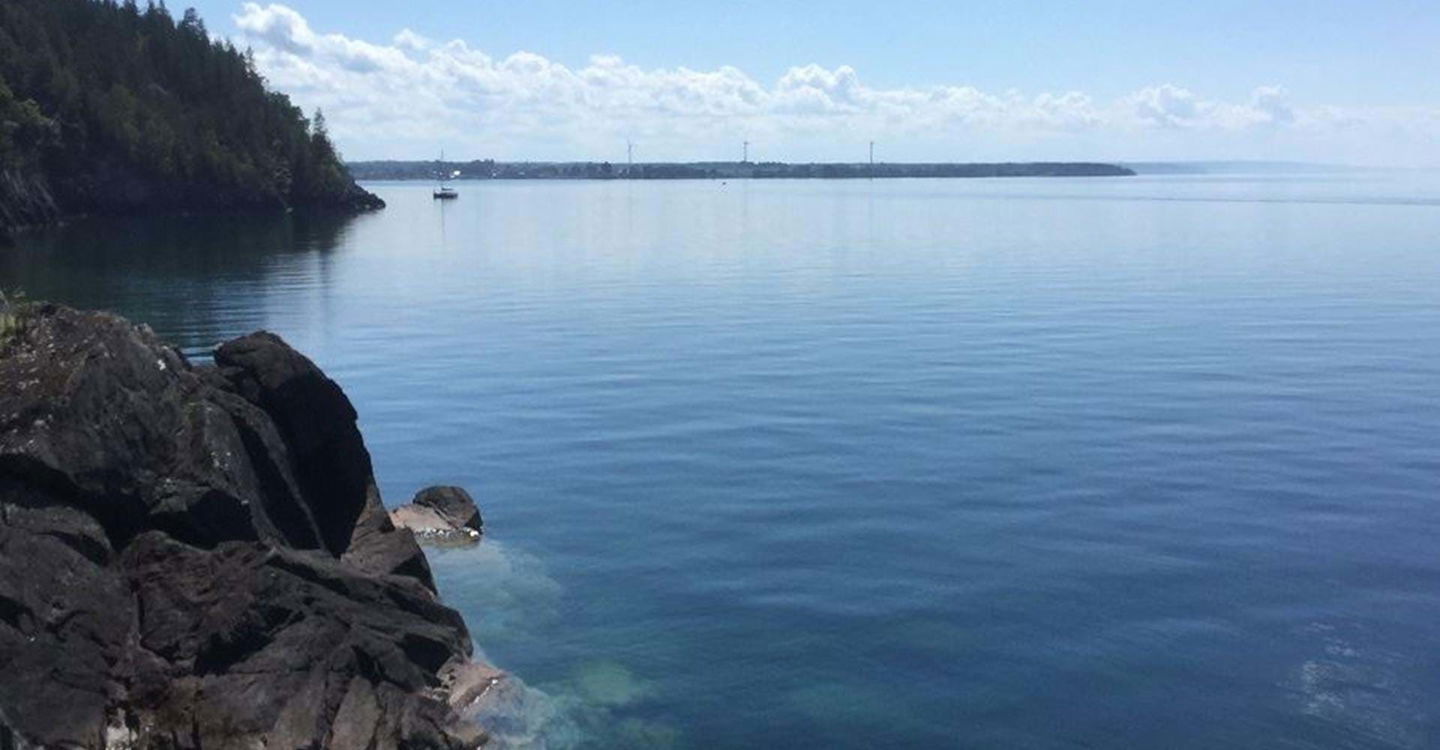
5,173,1440,748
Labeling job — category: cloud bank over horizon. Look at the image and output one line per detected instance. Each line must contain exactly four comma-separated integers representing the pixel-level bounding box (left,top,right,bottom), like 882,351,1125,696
234,3,1439,165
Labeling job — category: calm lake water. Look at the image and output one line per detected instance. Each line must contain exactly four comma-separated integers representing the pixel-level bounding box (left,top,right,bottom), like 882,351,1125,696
5,174,1440,748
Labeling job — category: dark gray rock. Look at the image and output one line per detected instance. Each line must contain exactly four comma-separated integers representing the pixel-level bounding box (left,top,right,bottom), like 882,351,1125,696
214,331,374,556
0,303,487,748
345,491,439,593
0,480,131,748
415,486,484,533
390,487,483,546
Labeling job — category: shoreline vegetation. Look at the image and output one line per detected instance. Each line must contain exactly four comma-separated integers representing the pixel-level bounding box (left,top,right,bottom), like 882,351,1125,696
351,159,1136,181
0,0,381,237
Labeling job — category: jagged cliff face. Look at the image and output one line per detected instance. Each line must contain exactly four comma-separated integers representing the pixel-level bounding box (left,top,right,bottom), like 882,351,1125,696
0,169,60,234
0,305,490,748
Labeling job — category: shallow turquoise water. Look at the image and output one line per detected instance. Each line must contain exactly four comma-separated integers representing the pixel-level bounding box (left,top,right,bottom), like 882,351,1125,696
5,174,1440,748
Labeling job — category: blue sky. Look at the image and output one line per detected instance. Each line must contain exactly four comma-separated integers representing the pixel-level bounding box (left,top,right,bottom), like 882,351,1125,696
189,1,1440,164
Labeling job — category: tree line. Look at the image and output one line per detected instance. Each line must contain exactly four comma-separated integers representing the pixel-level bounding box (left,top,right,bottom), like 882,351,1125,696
0,0,378,216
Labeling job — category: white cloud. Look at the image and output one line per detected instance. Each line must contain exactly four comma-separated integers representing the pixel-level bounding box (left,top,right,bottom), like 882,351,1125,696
392,28,432,53
1126,84,1201,128
232,3,1440,164
1249,86,1295,125
234,2,314,55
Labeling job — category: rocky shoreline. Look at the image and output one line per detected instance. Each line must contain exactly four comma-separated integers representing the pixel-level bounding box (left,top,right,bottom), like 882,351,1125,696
0,303,500,747
0,165,385,240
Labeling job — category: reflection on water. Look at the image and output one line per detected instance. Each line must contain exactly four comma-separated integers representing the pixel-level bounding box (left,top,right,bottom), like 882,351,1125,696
0,211,364,357
5,176,1440,748
1287,622,1427,749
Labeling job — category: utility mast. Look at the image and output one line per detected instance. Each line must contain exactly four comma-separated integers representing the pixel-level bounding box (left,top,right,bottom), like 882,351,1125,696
869,141,875,178
743,140,749,164
626,140,634,177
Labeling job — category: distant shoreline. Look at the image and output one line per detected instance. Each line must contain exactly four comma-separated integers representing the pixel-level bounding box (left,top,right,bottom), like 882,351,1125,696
348,160,1135,181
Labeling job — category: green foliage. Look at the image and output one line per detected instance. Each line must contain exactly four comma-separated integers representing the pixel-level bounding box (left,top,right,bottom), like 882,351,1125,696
0,0,360,207
0,76,55,170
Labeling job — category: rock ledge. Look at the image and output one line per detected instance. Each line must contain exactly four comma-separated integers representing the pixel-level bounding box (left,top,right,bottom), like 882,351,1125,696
0,303,494,748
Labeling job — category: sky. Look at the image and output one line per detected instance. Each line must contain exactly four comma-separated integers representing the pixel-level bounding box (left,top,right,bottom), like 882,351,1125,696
186,0,1440,164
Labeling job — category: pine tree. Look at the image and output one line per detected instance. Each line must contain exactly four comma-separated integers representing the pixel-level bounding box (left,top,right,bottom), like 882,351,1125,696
0,0,380,215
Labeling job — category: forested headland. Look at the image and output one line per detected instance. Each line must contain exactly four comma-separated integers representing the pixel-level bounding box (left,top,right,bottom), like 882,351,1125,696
0,0,381,234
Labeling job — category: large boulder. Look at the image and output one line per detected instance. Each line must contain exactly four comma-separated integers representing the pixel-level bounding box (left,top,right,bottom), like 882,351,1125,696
391,486,484,546
214,331,373,556
0,303,491,748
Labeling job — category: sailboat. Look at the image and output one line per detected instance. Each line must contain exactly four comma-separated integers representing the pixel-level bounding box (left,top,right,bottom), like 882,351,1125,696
433,150,458,199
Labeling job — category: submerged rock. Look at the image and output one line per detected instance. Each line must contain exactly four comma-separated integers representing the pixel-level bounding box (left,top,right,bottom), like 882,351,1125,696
391,486,484,546
0,303,494,748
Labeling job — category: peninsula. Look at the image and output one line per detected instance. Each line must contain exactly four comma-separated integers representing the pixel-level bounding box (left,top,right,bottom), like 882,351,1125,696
349,159,1136,181
0,0,381,236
